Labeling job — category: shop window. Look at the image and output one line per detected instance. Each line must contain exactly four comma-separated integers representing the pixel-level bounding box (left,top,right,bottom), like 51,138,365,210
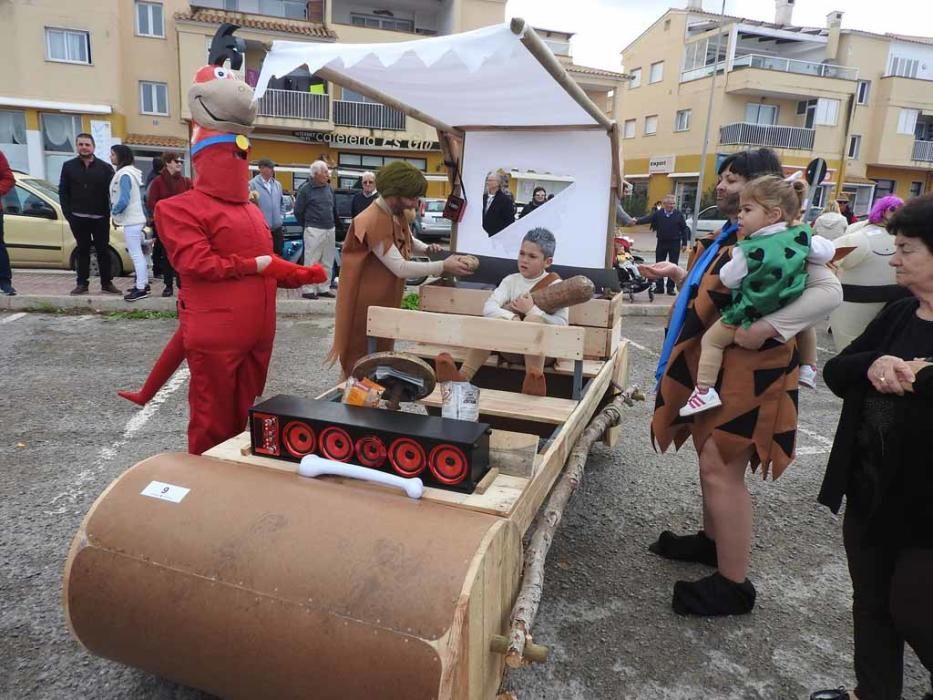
0,110,29,172
41,113,83,184
135,2,165,38
909,181,923,198
45,28,90,64
873,179,896,200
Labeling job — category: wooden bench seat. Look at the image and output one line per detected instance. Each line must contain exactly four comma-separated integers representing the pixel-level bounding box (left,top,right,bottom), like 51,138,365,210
421,385,577,425
399,342,604,379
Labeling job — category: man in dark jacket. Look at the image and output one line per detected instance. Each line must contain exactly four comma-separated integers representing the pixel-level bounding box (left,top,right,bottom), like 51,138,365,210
482,172,515,236
350,170,378,218
635,194,689,295
59,133,120,295
294,160,342,299
0,149,16,295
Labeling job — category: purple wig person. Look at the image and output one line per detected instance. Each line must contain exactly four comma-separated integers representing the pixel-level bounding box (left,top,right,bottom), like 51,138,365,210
869,195,904,225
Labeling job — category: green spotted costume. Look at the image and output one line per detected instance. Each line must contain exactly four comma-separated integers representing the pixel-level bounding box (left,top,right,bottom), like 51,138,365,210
721,224,812,328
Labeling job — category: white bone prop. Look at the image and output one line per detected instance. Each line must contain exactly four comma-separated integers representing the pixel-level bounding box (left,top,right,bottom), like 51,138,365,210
298,455,424,499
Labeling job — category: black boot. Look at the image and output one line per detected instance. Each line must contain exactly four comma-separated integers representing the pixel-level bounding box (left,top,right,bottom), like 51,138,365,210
672,572,756,616
649,530,718,567
809,688,848,700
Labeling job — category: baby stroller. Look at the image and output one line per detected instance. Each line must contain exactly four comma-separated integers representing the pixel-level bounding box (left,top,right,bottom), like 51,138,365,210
614,235,654,303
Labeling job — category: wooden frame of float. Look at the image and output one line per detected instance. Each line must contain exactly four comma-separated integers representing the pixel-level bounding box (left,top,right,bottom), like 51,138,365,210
201,283,630,698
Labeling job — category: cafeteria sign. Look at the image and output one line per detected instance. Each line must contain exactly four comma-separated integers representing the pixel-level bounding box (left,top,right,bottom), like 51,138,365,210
293,131,439,151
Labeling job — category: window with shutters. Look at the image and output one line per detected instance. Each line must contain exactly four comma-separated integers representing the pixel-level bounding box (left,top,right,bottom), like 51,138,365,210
644,115,658,135
623,119,636,139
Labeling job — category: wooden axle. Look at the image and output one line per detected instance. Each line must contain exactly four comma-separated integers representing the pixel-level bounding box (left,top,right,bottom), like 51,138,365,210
489,635,549,665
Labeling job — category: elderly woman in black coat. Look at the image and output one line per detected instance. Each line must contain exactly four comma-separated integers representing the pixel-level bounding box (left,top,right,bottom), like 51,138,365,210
812,194,933,700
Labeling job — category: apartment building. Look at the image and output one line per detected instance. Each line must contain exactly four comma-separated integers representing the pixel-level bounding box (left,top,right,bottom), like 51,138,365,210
0,0,507,195
619,0,933,218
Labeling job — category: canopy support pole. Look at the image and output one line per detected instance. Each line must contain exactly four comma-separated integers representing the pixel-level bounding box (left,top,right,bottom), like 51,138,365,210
509,18,613,132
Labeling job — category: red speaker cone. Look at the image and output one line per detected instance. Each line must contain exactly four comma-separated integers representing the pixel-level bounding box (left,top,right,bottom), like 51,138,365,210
282,420,316,458
428,444,469,485
319,426,353,462
388,437,426,477
354,435,387,469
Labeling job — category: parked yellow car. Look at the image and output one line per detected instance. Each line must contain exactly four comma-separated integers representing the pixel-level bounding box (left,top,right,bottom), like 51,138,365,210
1,171,132,276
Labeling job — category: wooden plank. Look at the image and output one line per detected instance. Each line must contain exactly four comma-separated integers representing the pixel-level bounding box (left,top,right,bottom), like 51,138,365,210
508,351,616,534
368,307,585,361
608,290,627,327
473,468,500,495
401,341,603,379
584,326,610,360
422,386,577,425
203,431,534,519
419,283,612,328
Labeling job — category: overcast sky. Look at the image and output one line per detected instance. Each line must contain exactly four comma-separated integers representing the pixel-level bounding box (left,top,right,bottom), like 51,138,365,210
505,0,933,71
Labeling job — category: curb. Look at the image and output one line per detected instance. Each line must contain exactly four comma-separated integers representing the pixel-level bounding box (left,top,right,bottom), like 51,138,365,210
0,293,667,317
0,293,336,316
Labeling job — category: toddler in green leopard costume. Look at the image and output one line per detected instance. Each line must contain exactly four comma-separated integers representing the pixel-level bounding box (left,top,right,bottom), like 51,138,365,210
681,175,835,416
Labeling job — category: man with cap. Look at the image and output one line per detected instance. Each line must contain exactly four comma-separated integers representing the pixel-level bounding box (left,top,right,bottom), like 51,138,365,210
249,158,286,256
328,160,476,377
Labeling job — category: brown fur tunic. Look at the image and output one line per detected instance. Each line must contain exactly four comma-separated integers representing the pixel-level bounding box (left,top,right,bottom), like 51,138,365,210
650,227,801,479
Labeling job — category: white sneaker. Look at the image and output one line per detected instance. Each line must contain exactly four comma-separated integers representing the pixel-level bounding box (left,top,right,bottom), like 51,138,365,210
799,364,818,389
679,387,722,416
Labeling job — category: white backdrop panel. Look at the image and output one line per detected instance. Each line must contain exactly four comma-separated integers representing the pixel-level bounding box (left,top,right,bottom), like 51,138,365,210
457,129,611,268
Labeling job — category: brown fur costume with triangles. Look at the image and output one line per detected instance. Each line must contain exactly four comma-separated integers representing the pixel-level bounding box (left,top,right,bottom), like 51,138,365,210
650,227,801,479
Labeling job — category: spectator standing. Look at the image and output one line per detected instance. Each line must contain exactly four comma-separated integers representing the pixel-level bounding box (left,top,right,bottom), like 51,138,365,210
351,171,378,218
482,171,515,236
109,145,148,302
0,149,15,296
812,199,848,241
144,157,165,277
520,186,547,218
294,160,341,299
249,159,286,256
635,193,690,295
811,194,933,700
147,151,191,297
59,133,120,295
837,193,858,225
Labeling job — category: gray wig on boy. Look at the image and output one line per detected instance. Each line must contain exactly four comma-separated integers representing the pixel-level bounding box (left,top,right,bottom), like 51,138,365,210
523,227,556,258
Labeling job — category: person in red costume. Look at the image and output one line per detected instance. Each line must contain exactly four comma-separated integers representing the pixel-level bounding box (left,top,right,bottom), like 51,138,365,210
118,26,325,454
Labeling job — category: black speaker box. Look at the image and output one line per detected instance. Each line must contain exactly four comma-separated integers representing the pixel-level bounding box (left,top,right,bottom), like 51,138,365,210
249,395,491,494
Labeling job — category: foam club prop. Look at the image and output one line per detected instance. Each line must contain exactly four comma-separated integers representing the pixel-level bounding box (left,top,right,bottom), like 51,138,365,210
530,274,595,313
116,24,323,454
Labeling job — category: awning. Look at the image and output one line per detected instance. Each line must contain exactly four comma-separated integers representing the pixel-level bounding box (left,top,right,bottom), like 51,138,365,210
337,167,448,182
0,96,112,114
667,172,700,178
623,173,649,179
509,170,575,183
257,24,599,129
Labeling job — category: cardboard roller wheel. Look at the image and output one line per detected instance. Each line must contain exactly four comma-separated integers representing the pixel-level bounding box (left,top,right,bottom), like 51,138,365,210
352,351,436,409
530,275,595,314
63,453,522,699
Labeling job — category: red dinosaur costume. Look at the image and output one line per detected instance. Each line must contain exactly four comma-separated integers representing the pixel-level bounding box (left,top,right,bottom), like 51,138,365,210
118,27,324,454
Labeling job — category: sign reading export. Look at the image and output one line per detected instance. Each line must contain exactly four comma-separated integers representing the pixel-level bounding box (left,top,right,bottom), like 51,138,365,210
648,155,676,174
293,131,440,151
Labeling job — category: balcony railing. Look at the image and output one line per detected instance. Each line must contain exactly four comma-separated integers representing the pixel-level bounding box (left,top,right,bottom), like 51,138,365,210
257,89,329,121
333,100,406,130
913,140,933,162
191,0,316,21
731,53,858,81
720,122,816,151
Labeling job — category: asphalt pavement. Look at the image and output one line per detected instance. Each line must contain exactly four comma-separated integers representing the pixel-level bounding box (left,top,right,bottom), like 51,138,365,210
1,310,928,699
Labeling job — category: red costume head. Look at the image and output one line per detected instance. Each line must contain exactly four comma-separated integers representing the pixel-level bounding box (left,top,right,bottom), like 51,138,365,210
188,53,257,203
